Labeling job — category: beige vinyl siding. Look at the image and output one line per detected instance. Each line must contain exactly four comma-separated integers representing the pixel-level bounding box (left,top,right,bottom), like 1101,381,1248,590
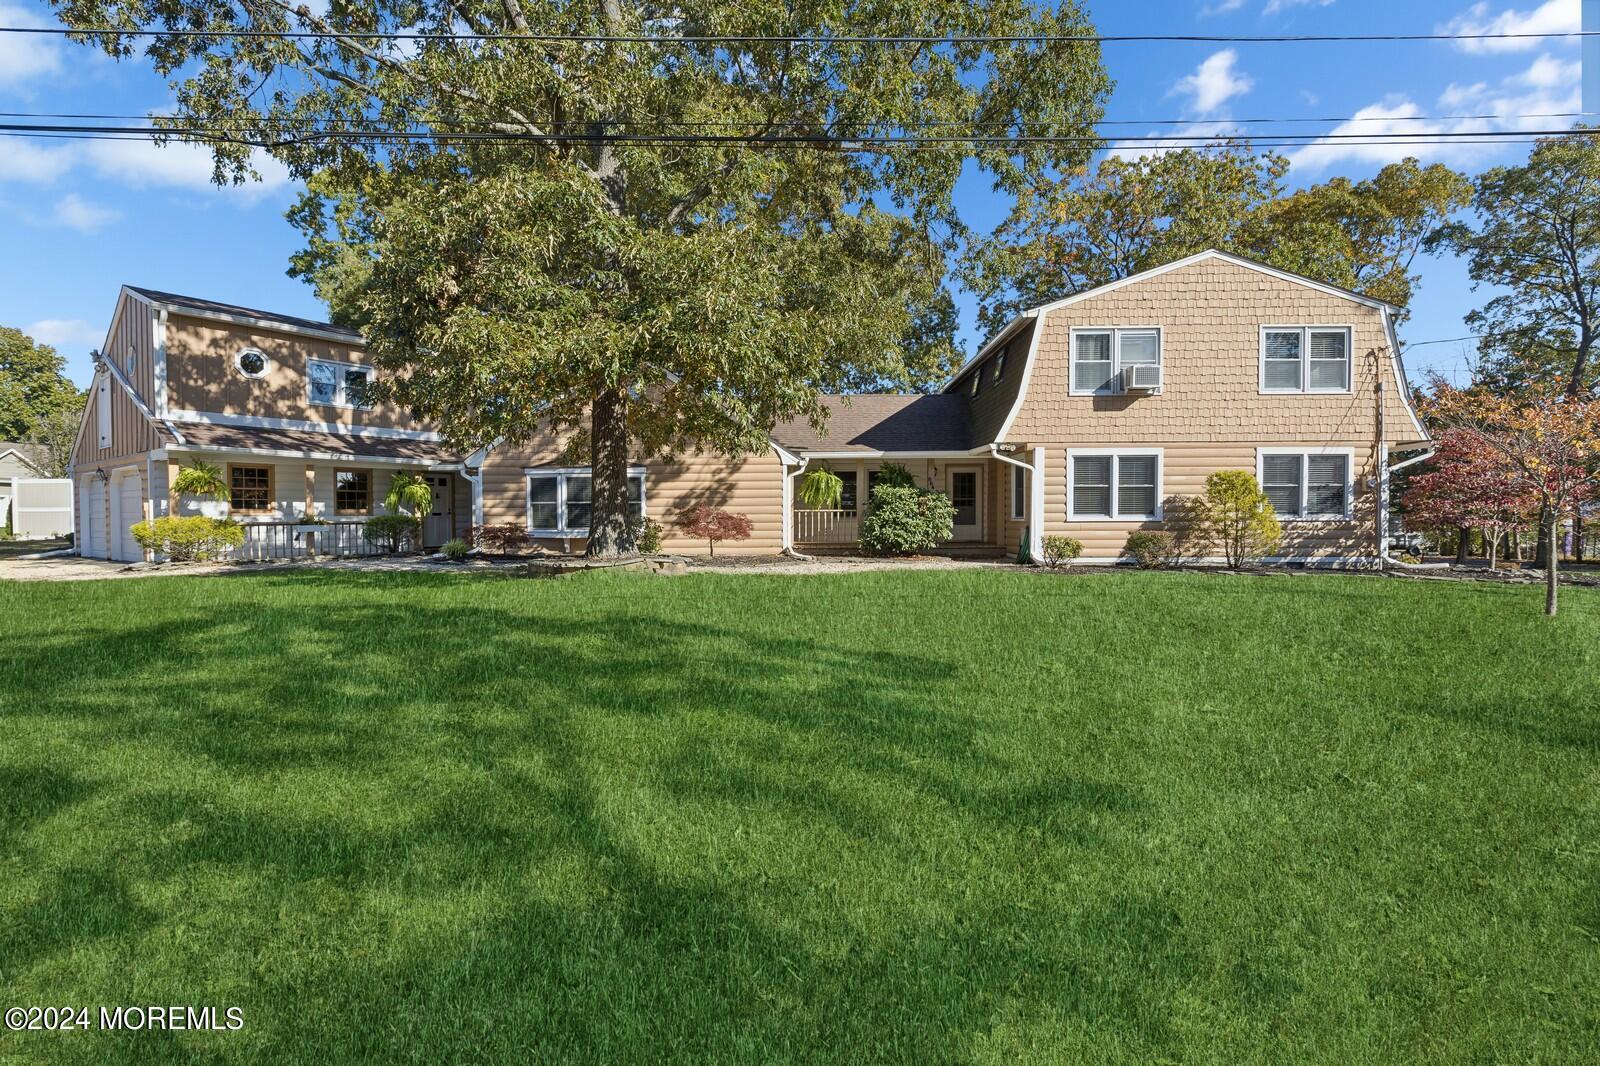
1041,441,1379,561
163,315,417,431
959,319,1034,445
481,435,787,555
1007,257,1417,445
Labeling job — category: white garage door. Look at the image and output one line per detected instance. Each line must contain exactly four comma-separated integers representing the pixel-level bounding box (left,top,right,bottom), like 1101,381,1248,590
80,478,107,558
115,472,144,562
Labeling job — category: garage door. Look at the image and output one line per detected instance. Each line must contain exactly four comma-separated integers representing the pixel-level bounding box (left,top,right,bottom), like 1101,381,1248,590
80,478,107,558
115,472,144,562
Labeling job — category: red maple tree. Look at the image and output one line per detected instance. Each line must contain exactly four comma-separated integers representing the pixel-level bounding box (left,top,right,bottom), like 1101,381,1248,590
678,505,753,557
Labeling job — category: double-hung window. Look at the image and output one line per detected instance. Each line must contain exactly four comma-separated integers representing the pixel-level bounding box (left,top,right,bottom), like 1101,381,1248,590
308,358,373,409
1259,449,1352,519
1071,328,1161,395
527,467,645,535
1261,327,1351,393
1067,451,1161,520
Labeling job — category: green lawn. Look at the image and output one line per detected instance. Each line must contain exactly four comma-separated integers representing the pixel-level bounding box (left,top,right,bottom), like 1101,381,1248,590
2,569,1597,1064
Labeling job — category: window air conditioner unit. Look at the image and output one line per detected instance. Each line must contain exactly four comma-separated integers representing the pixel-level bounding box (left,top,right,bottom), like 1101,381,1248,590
1123,363,1162,392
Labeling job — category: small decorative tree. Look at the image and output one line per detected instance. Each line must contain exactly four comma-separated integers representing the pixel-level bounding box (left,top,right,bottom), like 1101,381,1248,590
1424,383,1600,616
172,459,230,502
385,472,433,517
799,467,844,510
1200,470,1282,569
1400,429,1535,569
679,505,753,557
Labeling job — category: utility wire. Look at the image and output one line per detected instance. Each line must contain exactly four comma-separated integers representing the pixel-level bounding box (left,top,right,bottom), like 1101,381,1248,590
1,25,1596,45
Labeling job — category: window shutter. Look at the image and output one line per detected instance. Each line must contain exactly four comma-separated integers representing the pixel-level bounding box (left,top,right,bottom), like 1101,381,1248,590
1116,456,1157,517
1306,454,1348,515
1072,332,1114,393
1072,456,1112,517
1262,455,1303,516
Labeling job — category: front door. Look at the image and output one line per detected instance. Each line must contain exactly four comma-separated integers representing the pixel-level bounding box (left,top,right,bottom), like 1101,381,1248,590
947,466,981,542
422,475,454,547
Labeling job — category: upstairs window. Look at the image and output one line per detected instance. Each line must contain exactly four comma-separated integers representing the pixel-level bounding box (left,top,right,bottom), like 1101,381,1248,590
1261,327,1351,393
993,348,1007,383
969,370,981,397
1067,451,1160,520
1071,328,1161,395
1260,450,1352,519
308,358,373,409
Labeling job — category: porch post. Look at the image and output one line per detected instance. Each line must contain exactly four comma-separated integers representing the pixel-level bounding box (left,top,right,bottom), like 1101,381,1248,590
1030,446,1046,562
465,467,484,529
304,464,316,519
781,462,793,552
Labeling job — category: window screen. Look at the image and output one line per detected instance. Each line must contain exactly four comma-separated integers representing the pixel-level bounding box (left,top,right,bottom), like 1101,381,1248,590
1263,331,1303,390
1306,454,1349,515
1308,331,1350,390
528,476,559,530
1071,456,1113,517
1117,456,1158,518
1262,455,1304,516
1072,332,1115,393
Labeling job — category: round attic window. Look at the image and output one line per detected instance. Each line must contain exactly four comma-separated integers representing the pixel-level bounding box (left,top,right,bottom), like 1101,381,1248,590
235,348,269,378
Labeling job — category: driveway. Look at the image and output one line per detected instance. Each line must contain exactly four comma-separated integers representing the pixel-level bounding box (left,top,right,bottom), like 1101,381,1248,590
0,555,163,581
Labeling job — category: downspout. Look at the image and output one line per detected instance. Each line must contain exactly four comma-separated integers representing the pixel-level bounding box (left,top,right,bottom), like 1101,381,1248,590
988,444,1037,563
781,455,813,560
1382,448,1448,570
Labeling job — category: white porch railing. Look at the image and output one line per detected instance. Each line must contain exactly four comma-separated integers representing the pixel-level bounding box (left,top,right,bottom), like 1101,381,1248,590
794,508,860,546
227,521,385,561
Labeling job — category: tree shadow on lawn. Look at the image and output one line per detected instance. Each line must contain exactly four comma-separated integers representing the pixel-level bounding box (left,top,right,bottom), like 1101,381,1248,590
0,591,1187,1063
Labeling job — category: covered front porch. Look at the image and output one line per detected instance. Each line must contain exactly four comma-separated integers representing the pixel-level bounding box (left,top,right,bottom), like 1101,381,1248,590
157,422,477,560
786,452,1033,556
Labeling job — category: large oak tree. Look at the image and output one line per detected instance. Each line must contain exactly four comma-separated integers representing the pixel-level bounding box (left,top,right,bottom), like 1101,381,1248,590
52,0,1110,555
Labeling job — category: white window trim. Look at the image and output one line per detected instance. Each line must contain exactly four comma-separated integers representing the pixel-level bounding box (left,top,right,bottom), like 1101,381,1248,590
1259,325,1354,395
1065,448,1164,522
1010,463,1026,521
1069,326,1163,396
524,465,646,536
236,347,271,380
1256,446,1356,522
307,356,373,410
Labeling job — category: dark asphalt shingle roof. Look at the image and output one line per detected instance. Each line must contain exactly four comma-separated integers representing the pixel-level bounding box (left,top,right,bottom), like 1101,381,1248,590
128,287,363,341
172,421,462,464
771,394,972,454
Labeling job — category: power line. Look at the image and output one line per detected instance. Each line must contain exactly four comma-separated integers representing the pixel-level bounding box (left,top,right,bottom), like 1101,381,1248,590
0,109,1593,130
1,24,1596,45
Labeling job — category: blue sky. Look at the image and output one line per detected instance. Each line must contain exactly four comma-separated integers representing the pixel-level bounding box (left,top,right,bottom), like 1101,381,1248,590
0,0,1587,391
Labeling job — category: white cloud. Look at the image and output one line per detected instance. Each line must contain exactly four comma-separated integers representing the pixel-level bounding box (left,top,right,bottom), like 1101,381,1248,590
24,319,104,349
1438,0,1580,54
1263,0,1337,14
1168,50,1254,114
1199,0,1248,14
50,193,120,233
1289,52,1582,172
0,2,63,90
0,121,294,206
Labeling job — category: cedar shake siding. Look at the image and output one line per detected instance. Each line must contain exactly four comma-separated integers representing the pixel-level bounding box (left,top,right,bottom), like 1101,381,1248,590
996,254,1423,562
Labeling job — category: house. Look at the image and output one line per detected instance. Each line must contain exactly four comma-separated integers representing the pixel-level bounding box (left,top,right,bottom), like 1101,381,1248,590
71,250,1428,563
1,442,46,529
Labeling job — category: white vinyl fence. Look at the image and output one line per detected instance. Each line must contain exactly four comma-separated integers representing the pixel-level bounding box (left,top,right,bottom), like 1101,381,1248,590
10,478,74,539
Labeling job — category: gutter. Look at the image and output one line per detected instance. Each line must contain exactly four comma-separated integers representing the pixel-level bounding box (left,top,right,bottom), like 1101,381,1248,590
780,453,814,560
1381,448,1450,570
987,444,1040,563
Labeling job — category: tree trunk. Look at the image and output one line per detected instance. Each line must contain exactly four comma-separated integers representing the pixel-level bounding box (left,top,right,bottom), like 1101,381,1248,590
1454,525,1469,565
1576,515,1586,563
1545,513,1560,617
1532,505,1551,568
1487,529,1497,569
586,384,637,558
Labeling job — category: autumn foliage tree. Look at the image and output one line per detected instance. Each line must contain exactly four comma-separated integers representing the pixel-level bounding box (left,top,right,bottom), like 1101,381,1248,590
1423,384,1600,616
679,506,753,558
1400,430,1536,567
